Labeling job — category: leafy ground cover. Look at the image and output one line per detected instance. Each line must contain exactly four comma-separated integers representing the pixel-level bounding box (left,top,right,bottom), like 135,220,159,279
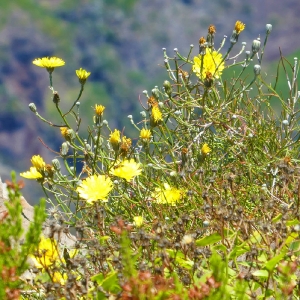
1,21,300,299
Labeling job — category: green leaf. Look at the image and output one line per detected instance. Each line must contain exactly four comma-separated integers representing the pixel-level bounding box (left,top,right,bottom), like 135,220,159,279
166,249,194,270
272,213,282,223
264,249,287,271
195,233,222,246
92,271,121,294
229,243,250,260
286,219,300,226
101,271,121,294
252,269,269,278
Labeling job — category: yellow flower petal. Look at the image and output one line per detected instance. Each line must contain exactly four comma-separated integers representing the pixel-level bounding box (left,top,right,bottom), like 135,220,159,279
20,167,43,179
29,236,59,268
76,174,113,204
152,183,184,206
110,159,142,182
193,50,224,80
31,155,46,171
32,57,65,68
201,143,211,155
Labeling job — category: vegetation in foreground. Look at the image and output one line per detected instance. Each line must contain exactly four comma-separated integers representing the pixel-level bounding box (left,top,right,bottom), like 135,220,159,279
1,21,300,299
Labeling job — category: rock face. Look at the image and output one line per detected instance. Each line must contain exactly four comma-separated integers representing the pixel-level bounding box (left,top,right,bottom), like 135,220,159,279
0,177,76,247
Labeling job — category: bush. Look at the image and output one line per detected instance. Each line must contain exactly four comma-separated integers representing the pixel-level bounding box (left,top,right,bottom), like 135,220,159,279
14,21,300,299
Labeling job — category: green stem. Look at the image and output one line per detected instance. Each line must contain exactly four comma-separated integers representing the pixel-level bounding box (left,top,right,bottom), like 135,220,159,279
63,85,85,117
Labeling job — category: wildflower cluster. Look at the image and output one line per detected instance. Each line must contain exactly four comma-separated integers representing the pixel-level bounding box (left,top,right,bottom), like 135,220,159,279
14,20,300,299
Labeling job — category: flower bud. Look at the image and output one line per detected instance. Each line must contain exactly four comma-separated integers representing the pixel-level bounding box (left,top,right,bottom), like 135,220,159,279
151,86,160,100
52,159,61,171
53,91,60,104
252,39,261,54
61,142,69,156
203,220,210,227
66,129,76,141
253,64,261,76
245,51,250,61
230,31,239,44
140,111,147,118
282,120,289,126
266,24,272,34
85,143,91,151
163,80,172,95
29,103,37,113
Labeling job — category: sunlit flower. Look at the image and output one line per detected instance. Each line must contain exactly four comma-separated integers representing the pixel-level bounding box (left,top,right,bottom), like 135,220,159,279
109,129,121,151
20,167,43,179
32,57,65,70
140,128,152,141
60,127,68,137
76,174,113,204
76,68,91,84
152,106,163,123
193,50,224,80
110,159,142,182
95,104,105,116
31,155,46,171
152,183,184,206
235,21,245,34
133,216,144,227
52,271,68,284
201,143,211,155
30,236,59,268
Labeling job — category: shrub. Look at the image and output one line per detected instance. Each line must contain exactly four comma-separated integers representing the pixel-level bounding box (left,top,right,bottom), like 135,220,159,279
15,21,300,299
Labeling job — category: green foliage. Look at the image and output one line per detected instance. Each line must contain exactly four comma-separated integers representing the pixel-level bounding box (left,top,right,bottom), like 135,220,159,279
6,21,300,299
0,172,46,299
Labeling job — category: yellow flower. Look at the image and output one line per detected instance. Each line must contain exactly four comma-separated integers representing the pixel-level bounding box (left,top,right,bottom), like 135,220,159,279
20,167,43,179
152,183,184,206
95,104,105,116
31,155,46,171
110,159,142,182
193,50,224,80
32,57,65,69
201,143,211,155
60,127,68,137
140,128,152,141
30,237,59,268
52,271,68,284
235,21,245,34
76,174,113,204
152,106,163,123
76,68,91,84
109,129,121,151
133,216,144,227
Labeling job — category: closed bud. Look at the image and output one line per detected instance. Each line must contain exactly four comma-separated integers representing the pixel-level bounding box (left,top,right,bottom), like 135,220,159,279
245,51,250,61
266,24,272,34
61,142,69,156
151,86,160,100
29,103,37,113
253,64,261,76
52,159,61,171
66,129,76,141
163,80,172,95
252,39,261,54
230,31,239,44
53,91,60,104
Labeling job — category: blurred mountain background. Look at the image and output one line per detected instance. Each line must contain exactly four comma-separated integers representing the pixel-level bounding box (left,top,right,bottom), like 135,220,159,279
0,0,299,203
